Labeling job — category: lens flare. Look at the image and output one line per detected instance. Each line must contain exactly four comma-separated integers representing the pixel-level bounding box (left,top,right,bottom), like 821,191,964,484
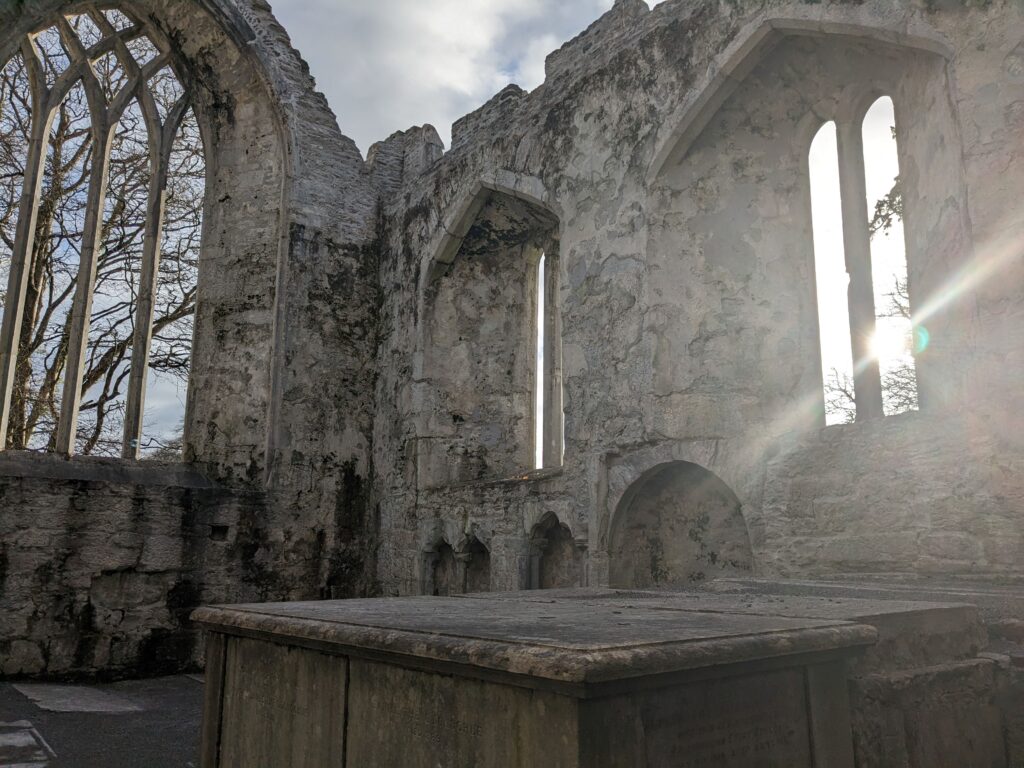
914,325,930,354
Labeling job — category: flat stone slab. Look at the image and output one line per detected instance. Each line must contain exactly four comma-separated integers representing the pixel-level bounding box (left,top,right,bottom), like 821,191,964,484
195,590,879,767
457,586,983,673
0,721,54,767
710,576,1024,622
193,593,877,690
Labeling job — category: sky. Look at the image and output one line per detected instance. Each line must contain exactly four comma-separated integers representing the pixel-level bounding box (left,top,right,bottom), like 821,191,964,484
270,0,656,154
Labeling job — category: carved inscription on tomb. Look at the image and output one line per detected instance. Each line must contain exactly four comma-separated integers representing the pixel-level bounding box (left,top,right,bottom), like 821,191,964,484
640,668,812,767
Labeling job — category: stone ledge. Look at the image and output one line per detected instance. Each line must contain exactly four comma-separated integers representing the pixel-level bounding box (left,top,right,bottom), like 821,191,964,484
0,450,217,488
192,593,876,695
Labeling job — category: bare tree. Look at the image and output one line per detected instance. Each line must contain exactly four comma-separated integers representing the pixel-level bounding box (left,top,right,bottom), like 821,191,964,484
0,34,202,456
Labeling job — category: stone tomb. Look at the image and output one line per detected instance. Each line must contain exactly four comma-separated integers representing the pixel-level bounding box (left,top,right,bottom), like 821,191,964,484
194,592,876,767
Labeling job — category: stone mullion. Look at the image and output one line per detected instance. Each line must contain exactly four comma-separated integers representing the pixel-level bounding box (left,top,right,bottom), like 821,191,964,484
454,551,471,594
54,112,116,455
836,117,884,421
119,82,185,459
0,40,59,448
120,149,165,457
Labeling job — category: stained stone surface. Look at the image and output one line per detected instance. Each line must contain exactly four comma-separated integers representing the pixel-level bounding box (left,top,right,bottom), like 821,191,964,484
195,591,873,767
0,0,1022,696
193,595,875,686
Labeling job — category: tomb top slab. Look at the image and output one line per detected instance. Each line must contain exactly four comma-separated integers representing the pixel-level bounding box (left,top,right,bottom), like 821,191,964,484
193,591,876,692
464,587,975,624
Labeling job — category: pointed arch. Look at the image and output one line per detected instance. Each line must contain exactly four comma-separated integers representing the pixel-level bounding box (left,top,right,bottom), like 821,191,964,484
0,5,203,457
647,17,953,184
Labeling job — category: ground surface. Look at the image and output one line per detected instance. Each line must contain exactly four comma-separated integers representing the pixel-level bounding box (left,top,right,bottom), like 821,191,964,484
0,675,202,767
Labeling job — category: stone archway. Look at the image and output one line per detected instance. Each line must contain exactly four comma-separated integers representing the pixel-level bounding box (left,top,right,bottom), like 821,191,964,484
431,542,459,596
529,513,583,590
463,537,491,593
608,462,752,588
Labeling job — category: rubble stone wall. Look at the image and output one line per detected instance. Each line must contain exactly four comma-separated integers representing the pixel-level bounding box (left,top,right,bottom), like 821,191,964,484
0,0,381,678
374,0,1024,594
2,0,1023,678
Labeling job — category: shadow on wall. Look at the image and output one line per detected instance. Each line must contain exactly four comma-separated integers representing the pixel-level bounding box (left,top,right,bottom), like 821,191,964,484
609,462,752,588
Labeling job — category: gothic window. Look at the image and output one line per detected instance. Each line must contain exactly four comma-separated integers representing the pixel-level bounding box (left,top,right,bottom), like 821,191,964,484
534,249,563,470
0,6,203,457
809,96,918,425
423,188,562,482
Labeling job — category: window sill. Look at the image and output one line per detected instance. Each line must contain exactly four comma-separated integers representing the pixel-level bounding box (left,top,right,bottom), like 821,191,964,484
430,465,564,491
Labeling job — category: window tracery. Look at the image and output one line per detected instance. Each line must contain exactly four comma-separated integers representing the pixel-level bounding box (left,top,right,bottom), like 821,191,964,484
0,5,203,457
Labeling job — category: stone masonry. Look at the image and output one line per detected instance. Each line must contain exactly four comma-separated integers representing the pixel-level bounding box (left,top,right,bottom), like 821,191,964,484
0,0,1022,690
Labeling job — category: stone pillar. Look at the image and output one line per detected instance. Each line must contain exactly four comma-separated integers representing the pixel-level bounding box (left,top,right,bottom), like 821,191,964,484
836,118,884,420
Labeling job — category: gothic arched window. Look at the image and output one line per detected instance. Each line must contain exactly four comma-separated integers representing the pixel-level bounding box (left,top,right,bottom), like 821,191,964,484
0,6,203,457
809,95,918,425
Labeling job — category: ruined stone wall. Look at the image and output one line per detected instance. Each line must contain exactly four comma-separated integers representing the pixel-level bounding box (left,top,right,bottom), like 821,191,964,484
3,0,1024,678
0,454,269,678
0,0,381,677
374,0,1024,595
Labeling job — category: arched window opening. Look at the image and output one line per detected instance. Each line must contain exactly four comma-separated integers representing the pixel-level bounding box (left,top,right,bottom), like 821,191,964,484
0,55,31,333
809,121,855,426
534,247,563,471
808,97,918,424
534,252,545,468
142,107,202,457
423,189,562,484
862,97,918,417
0,7,203,459
18,80,93,451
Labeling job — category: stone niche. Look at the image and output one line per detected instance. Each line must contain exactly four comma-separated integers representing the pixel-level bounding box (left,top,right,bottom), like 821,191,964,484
609,461,753,588
194,592,874,768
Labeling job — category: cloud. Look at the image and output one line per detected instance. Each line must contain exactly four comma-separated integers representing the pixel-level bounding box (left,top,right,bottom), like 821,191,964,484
270,0,620,154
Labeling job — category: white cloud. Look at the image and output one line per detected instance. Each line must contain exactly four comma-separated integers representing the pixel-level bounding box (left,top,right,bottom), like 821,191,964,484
270,0,621,153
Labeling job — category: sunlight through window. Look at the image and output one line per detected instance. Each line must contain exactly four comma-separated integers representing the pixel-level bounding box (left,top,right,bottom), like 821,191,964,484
809,121,855,425
534,252,545,469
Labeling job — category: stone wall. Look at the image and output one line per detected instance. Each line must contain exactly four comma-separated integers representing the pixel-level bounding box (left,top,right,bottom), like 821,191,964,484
373,0,1024,595
2,0,1023,679
0,454,257,678
0,0,381,678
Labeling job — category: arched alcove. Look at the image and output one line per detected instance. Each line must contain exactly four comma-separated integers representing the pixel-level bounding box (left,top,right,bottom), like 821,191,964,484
463,536,491,593
431,541,458,596
608,462,752,588
423,535,491,595
529,512,582,590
